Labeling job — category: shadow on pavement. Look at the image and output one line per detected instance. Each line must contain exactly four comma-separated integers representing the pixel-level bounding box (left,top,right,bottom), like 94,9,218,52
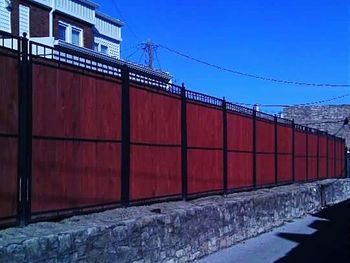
275,200,350,263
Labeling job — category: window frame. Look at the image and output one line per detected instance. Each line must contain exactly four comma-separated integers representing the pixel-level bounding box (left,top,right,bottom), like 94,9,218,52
58,21,68,42
94,42,109,56
58,21,83,47
71,26,83,46
100,44,109,55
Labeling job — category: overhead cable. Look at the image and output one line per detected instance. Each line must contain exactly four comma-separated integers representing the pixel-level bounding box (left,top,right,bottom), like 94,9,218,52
235,93,350,108
111,0,142,41
158,44,350,88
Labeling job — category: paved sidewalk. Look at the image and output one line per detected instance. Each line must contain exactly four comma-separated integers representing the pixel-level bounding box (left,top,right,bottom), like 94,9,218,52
198,200,350,263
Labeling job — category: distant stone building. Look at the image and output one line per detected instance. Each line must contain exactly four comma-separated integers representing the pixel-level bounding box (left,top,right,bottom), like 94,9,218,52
283,105,350,148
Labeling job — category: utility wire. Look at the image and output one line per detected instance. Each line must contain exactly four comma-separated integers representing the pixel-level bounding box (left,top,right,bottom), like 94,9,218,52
138,48,146,64
158,44,350,88
122,44,142,53
111,0,141,41
125,48,141,60
155,50,162,70
235,93,350,107
280,93,350,107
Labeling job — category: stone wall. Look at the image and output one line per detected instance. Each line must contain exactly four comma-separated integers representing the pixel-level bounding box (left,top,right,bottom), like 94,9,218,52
283,105,350,147
1,179,350,263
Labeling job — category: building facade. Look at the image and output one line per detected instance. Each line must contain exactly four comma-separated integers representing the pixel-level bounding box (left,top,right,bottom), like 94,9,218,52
0,0,123,58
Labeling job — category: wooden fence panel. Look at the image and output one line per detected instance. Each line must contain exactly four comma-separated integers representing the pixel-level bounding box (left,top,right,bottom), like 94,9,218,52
187,103,223,194
227,113,253,189
31,64,122,214
129,86,182,200
0,51,18,225
256,119,275,186
295,131,307,181
277,125,293,183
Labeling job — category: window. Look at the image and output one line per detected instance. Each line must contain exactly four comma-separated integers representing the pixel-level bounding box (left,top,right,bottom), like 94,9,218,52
100,45,108,55
94,42,110,56
93,43,99,52
71,27,82,46
58,23,67,41
58,21,83,47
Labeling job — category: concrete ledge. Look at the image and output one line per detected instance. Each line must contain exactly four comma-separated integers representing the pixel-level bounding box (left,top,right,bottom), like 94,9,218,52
1,179,350,263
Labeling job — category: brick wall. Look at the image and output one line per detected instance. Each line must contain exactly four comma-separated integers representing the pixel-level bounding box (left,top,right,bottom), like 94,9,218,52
283,105,350,148
11,0,50,37
53,12,94,49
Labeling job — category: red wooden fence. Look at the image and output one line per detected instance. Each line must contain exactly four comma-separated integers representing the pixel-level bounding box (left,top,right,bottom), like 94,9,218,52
295,130,307,182
187,102,223,194
227,113,253,189
0,32,347,227
256,118,275,186
31,62,122,214
277,124,293,183
130,85,182,200
0,51,19,225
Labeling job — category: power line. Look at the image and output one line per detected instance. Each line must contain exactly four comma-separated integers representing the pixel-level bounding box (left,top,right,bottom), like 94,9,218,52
125,48,141,60
158,44,350,88
137,48,146,65
284,93,350,107
155,50,162,70
111,0,141,41
235,93,350,108
122,44,142,53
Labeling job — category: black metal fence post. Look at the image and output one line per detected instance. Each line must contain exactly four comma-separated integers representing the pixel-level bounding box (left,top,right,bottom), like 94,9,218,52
345,145,348,178
252,109,257,188
334,136,336,177
292,120,295,182
274,116,278,185
181,84,188,200
121,64,130,206
306,128,309,181
326,133,329,178
316,131,320,180
222,98,228,195
18,33,31,226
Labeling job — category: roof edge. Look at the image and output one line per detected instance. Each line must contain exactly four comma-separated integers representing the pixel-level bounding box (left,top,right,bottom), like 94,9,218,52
78,0,100,9
96,11,124,27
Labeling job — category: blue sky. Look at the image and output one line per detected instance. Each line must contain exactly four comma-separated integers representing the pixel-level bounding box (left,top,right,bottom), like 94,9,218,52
96,0,349,113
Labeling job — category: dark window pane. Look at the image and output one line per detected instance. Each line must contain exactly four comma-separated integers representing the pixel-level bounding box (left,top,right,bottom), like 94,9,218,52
101,45,108,55
72,29,81,46
59,25,66,41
